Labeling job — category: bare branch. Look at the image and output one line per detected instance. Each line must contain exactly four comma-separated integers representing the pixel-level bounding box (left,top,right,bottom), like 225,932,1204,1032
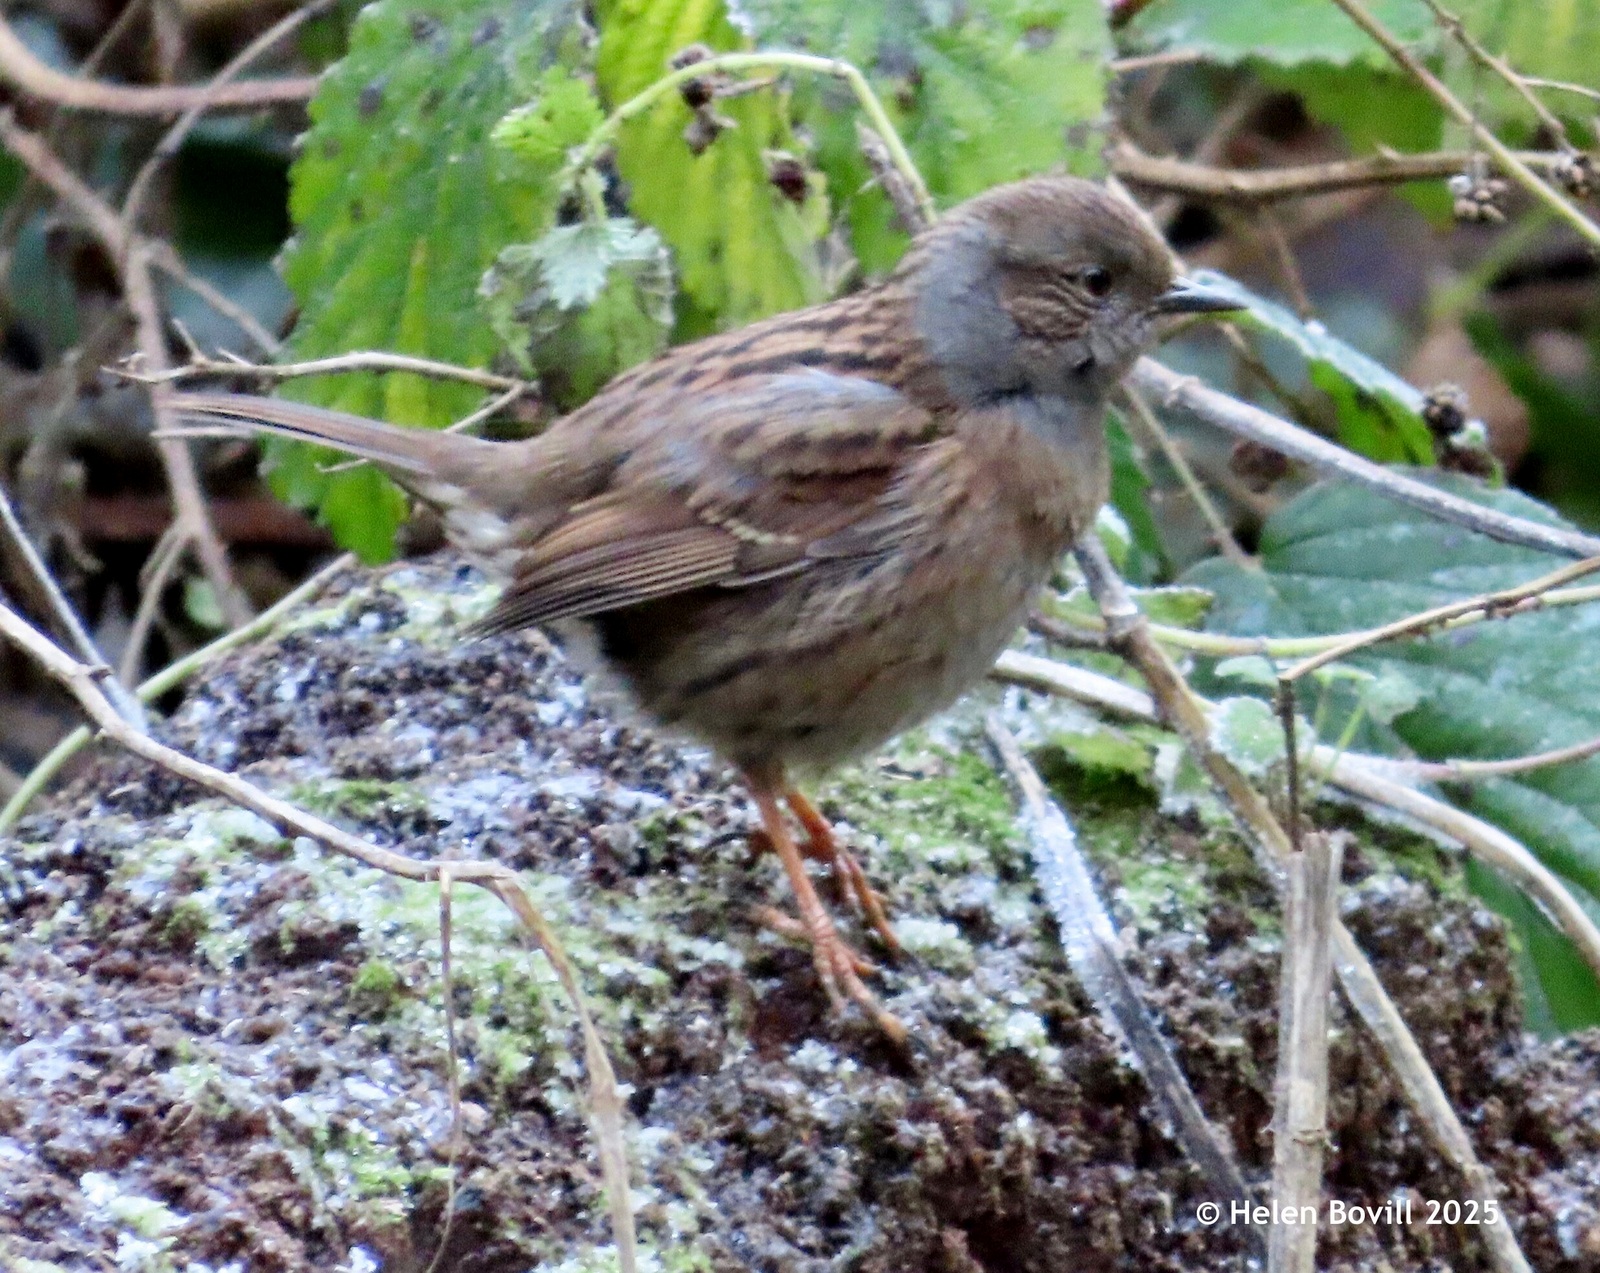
1282,555,1600,682
992,646,1600,1048
987,714,1261,1250
1110,141,1568,204
0,13,316,116
0,596,638,1273
0,473,146,729
144,350,535,395
0,109,252,626
149,244,283,354
1326,0,1600,249
1133,358,1600,561
1062,538,1534,1273
1118,385,1250,566
0,553,356,834
1421,0,1574,154
1268,833,1343,1273
1397,733,1600,782
121,0,337,231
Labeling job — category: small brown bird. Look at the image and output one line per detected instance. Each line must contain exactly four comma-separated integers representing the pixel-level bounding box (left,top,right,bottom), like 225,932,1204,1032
176,178,1235,1039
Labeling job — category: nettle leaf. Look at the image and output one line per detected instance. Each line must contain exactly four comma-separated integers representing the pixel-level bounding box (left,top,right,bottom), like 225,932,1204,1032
742,0,1111,272
276,0,585,561
492,65,606,168
482,215,674,405
593,0,827,337
1191,270,1435,464
1186,476,1600,1030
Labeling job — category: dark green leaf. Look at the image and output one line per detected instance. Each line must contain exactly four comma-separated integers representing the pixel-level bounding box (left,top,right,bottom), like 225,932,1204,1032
741,0,1111,272
276,0,584,560
1122,0,1434,67
1191,270,1435,464
593,0,827,336
1186,475,1600,1026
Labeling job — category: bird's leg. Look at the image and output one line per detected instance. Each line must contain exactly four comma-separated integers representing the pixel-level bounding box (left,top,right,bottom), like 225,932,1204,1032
747,777,907,1043
784,785,901,955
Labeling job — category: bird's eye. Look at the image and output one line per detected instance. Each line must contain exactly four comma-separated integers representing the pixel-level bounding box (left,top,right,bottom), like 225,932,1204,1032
1080,265,1113,298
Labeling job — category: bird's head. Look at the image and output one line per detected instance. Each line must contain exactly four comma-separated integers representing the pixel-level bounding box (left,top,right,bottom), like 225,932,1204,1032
907,176,1238,406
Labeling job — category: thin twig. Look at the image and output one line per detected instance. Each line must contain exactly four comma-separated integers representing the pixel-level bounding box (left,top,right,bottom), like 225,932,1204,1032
1267,833,1344,1273
1066,537,1533,1273
0,597,638,1273
991,648,1600,1047
1033,581,1600,661
1396,733,1600,782
1325,0,1600,250
142,350,535,394
856,122,930,235
124,241,253,627
117,524,187,685
0,552,355,834
121,0,337,233
0,13,316,116
1118,386,1250,567
445,385,525,434
0,110,251,627
0,475,146,729
1320,752,1600,984
0,0,150,283
150,245,282,354
1110,141,1570,204
1257,208,1314,318
1281,556,1600,682
1133,358,1600,560
986,715,1261,1250
1110,50,1207,73
1521,77,1600,106
1421,0,1573,153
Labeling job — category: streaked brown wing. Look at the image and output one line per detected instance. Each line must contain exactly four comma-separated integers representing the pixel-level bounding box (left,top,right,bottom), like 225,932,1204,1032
471,371,946,637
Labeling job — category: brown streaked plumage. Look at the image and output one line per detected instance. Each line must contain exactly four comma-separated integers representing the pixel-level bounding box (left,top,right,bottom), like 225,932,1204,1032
175,177,1237,1040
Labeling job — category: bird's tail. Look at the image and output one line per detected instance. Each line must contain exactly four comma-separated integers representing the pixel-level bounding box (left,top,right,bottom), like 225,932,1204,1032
170,391,469,477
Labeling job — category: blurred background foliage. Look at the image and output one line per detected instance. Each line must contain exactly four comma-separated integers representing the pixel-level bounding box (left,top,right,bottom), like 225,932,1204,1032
4,0,1600,1027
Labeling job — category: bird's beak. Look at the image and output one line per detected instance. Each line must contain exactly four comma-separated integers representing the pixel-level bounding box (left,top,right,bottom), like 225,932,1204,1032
1150,276,1244,316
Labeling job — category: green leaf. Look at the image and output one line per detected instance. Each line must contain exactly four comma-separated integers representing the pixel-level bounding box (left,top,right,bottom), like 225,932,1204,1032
1211,696,1287,777
1255,63,1450,220
482,215,675,405
492,65,606,168
1125,0,1600,137
742,0,1112,272
1186,474,1600,1028
1190,269,1435,464
593,0,827,336
277,0,585,561
1108,414,1168,582
1122,0,1435,67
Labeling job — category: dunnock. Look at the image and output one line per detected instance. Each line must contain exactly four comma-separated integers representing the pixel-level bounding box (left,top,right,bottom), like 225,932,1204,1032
176,177,1235,1039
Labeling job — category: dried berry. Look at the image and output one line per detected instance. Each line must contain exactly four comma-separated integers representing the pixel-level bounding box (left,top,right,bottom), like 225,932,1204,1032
767,153,809,205
1229,439,1291,492
683,108,733,156
1551,150,1596,198
1447,168,1509,223
1421,382,1469,439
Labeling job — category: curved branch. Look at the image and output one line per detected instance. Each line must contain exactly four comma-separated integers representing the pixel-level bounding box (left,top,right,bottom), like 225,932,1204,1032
0,15,316,116
1110,142,1564,204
